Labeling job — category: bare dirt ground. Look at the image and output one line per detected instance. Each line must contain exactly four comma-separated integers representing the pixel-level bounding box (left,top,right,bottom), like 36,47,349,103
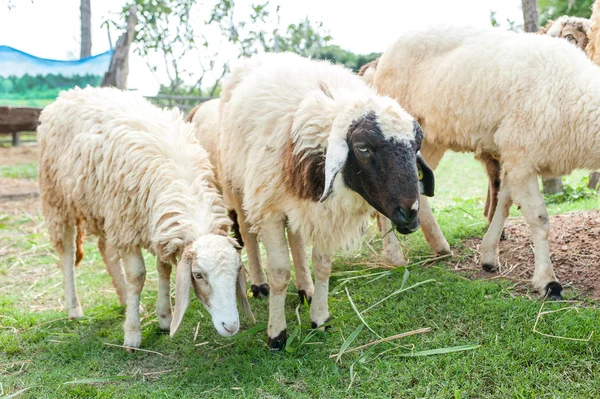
456,210,600,300
0,145,38,165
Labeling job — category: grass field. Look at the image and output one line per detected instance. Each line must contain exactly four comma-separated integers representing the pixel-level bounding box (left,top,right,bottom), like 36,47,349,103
1,152,599,398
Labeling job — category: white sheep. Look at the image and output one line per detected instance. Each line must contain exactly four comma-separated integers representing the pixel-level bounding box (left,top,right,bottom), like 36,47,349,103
38,86,252,349
187,99,324,305
371,25,600,299
217,52,434,349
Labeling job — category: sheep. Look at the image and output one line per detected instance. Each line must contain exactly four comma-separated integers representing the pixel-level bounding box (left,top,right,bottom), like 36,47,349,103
217,52,435,349
359,17,594,253
371,25,600,300
38,86,252,349
186,99,316,303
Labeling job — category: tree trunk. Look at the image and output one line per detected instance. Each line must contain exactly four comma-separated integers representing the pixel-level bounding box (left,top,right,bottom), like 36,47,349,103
80,0,92,58
101,6,136,89
589,171,600,191
522,0,539,33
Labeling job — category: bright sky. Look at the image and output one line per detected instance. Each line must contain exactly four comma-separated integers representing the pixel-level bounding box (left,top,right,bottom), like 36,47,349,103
0,0,523,95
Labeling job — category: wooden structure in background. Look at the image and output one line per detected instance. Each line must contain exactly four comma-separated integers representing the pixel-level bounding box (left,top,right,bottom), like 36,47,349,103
0,106,41,147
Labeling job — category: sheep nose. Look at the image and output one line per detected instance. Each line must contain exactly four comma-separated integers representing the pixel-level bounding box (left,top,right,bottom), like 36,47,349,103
392,205,420,234
222,321,239,335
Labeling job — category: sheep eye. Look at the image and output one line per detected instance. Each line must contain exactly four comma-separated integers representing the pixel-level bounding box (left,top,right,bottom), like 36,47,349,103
417,168,424,181
565,34,576,43
194,272,204,280
355,144,369,153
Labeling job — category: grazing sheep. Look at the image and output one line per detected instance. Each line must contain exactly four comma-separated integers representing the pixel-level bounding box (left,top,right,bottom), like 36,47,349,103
186,99,315,302
38,87,252,349
218,52,434,349
372,25,600,299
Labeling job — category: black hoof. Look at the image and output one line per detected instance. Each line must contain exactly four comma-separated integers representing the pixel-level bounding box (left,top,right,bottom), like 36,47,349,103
544,282,563,300
482,263,498,273
267,329,287,350
251,283,270,298
311,316,332,331
298,290,312,306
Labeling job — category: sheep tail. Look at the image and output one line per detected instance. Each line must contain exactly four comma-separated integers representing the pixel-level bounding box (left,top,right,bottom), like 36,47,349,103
75,220,85,266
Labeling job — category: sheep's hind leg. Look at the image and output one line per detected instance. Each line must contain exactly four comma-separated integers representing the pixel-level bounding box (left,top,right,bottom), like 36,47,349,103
59,224,83,319
121,250,146,349
376,213,406,266
509,173,561,299
156,259,172,332
310,246,332,330
287,229,314,305
261,217,291,350
98,236,127,306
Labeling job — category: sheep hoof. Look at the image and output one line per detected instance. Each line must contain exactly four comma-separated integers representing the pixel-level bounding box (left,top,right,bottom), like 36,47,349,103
267,329,287,350
68,306,83,319
311,316,331,331
481,263,498,273
251,284,270,298
544,282,563,300
298,290,312,306
123,332,142,351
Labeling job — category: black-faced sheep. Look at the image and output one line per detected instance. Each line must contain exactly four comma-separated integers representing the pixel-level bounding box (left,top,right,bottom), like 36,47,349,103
217,52,434,349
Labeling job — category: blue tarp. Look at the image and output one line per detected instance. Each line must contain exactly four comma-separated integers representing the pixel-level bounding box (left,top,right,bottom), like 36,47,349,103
0,45,113,78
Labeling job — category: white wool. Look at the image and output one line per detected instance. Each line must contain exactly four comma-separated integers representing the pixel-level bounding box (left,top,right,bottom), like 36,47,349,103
38,86,231,261
218,52,417,253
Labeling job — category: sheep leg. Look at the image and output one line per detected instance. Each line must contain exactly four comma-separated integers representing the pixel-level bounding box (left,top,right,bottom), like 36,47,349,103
287,228,314,305
310,246,332,330
509,174,561,299
478,154,506,240
376,213,406,265
98,236,127,306
121,250,146,350
156,259,172,332
59,224,83,319
480,184,512,272
261,217,291,350
417,142,451,255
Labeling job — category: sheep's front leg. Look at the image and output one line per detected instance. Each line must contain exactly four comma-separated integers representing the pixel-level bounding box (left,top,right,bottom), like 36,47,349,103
480,184,512,272
287,229,314,304
156,259,172,332
376,213,406,266
310,246,332,329
59,225,83,319
121,250,146,349
98,236,127,306
417,141,451,255
261,217,291,350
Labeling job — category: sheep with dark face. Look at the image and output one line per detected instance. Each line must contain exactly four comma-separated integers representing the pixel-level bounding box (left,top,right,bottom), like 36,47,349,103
217,52,434,349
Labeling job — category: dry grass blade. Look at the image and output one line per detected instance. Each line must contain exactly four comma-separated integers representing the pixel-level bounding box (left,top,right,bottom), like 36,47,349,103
103,343,165,356
329,327,431,358
532,302,595,342
0,386,35,399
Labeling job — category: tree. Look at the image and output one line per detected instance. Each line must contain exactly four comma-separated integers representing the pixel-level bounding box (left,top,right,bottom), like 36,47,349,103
80,0,91,58
538,0,594,25
314,45,380,73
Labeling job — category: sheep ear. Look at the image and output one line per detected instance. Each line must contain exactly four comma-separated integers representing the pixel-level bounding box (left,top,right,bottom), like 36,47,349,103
417,152,435,197
319,135,349,202
236,264,255,323
170,248,194,337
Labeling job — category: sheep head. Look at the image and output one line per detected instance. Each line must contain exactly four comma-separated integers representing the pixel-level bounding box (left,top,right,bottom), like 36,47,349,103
320,100,434,235
170,235,254,338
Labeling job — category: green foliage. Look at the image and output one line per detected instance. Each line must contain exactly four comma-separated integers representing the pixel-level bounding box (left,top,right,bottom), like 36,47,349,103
0,74,102,100
0,163,38,180
538,0,595,25
314,45,381,73
544,176,599,204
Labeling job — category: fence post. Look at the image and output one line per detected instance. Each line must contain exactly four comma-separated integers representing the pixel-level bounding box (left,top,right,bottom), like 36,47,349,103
12,132,21,147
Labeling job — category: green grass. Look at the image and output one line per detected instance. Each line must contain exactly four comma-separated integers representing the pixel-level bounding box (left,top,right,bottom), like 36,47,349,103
0,163,38,180
1,153,599,398
0,99,53,108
